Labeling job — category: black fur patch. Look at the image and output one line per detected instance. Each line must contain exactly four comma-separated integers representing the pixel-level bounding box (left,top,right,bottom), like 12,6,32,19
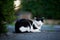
33,25,37,29
15,19,33,33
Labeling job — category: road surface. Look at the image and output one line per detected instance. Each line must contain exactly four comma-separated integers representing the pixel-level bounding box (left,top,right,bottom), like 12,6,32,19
0,32,60,40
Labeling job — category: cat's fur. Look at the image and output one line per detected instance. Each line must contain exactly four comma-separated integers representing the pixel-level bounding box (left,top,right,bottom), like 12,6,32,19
15,18,44,33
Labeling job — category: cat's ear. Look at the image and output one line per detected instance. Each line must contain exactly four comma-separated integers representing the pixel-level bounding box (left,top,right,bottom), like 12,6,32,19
40,17,44,22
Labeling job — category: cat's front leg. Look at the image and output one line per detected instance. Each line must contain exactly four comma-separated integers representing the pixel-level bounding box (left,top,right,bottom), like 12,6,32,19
30,26,41,32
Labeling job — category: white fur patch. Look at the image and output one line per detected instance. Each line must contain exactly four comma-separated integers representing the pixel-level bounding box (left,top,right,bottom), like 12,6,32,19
19,26,30,32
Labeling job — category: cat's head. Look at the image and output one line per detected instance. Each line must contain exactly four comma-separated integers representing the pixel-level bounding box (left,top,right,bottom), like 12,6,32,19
34,17,44,22
33,17,44,26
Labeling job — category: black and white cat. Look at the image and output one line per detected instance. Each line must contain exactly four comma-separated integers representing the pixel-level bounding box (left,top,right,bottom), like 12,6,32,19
15,17,44,33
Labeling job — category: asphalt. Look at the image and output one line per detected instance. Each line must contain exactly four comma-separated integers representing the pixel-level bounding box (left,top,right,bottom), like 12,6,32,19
0,32,60,40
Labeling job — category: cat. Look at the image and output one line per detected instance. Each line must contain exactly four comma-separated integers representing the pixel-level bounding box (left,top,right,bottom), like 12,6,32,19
15,17,44,33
